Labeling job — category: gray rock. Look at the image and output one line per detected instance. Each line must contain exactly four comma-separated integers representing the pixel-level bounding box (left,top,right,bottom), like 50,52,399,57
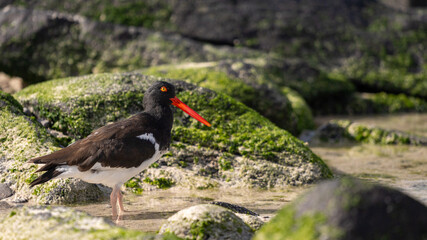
306,120,427,146
0,183,13,200
0,201,11,209
254,177,427,240
235,213,265,231
34,179,109,205
209,201,265,231
159,204,253,240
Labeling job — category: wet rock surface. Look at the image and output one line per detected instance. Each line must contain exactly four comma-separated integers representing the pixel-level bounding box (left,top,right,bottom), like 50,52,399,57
0,183,14,200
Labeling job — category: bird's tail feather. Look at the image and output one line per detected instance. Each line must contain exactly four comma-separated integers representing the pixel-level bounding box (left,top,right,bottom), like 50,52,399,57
29,169,62,188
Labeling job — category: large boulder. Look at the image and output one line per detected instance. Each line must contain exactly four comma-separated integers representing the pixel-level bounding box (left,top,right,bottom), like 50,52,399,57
0,206,181,240
14,73,332,191
159,204,253,240
0,91,106,204
254,177,427,240
142,60,315,134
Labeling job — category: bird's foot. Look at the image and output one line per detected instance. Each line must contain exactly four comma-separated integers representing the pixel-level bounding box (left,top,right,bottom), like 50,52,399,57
112,214,123,224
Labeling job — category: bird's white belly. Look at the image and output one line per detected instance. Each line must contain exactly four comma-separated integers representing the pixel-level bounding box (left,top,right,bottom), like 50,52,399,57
56,150,165,188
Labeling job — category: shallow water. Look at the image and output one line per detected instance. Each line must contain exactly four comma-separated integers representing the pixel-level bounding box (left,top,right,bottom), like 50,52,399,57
1,114,426,233
73,187,306,232
312,113,427,205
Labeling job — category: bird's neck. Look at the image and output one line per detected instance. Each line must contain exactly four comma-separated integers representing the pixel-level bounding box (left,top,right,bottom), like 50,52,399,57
144,104,174,131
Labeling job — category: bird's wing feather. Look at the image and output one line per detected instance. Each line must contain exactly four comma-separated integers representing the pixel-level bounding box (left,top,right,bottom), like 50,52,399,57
29,113,159,171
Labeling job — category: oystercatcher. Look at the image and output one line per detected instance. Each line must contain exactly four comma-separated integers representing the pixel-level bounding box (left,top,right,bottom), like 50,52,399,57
28,81,211,221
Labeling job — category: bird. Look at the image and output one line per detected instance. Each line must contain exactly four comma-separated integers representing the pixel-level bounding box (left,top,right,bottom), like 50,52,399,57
28,81,211,222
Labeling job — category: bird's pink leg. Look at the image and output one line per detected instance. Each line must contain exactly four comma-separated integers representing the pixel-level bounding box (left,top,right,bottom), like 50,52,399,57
110,187,119,222
117,190,126,216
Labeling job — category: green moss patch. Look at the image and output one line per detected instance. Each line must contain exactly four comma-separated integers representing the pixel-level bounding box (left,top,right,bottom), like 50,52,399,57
254,206,333,240
143,177,175,190
142,63,314,134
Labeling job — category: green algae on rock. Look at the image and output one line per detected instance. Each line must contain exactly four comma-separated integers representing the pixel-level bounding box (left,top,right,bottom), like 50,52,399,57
159,204,253,240
142,61,315,134
254,177,427,240
15,73,332,188
0,91,106,204
308,120,427,146
347,92,427,114
0,206,182,240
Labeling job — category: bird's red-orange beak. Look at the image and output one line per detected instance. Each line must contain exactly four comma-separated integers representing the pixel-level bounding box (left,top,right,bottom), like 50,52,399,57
170,97,211,127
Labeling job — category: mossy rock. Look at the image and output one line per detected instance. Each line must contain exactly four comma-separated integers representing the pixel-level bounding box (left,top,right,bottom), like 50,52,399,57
142,61,314,134
306,120,427,146
159,204,253,240
335,17,427,100
0,6,264,84
0,91,106,204
254,177,427,240
347,92,427,114
0,206,182,240
15,73,332,188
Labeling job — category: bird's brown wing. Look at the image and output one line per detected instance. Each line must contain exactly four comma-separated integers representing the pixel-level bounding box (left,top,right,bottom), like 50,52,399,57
29,113,158,171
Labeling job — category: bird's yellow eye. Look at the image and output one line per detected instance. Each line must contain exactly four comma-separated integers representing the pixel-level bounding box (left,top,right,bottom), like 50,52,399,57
160,86,167,92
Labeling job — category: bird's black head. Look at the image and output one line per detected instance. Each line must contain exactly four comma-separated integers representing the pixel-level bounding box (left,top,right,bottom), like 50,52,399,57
143,81,176,108
143,81,211,127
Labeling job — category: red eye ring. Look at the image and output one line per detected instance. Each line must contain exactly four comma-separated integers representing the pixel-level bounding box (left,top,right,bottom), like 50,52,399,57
160,86,167,92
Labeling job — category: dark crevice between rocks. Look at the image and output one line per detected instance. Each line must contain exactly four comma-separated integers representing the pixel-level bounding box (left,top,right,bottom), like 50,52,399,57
180,34,236,47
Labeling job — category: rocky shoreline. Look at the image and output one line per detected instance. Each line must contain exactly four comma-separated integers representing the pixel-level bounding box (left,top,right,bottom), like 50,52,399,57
1,1,427,239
